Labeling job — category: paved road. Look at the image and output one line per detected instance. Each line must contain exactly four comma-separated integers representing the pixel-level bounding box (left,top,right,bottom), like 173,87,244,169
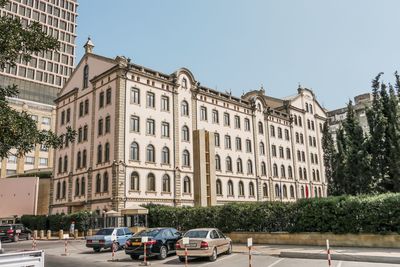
2,240,398,267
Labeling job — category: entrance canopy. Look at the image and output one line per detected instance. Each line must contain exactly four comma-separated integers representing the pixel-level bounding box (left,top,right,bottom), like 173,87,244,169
120,204,148,216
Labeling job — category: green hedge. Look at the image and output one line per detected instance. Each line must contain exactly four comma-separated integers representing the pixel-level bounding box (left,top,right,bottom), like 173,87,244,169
21,211,92,232
146,193,400,234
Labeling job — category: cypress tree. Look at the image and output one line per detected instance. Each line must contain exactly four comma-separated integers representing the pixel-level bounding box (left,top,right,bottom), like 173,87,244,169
322,122,335,195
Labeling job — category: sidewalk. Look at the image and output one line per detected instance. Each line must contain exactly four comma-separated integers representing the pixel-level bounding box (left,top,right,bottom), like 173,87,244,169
233,243,400,264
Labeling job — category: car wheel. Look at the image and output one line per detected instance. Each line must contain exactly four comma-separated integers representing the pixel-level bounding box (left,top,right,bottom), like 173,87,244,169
27,233,31,241
178,256,185,262
93,248,101,252
130,255,140,260
13,235,19,242
209,248,217,262
226,243,232,255
157,245,168,260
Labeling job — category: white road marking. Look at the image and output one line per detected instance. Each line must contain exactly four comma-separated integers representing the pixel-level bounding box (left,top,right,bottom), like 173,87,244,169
201,254,237,266
337,260,343,267
266,258,284,267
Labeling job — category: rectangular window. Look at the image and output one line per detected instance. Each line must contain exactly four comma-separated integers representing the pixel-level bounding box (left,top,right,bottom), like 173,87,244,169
25,156,35,164
246,139,252,153
200,106,207,121
146,92,155,108
161,122,170,137
84,99,89,114
106,89,112,105
146,119,155,135
105,116,111,133
223,113,230,126
66,108,71,123
98,119,103,136
214,133,220,147
225,135,231,149
78,127,82,142
130,116,140,132
83,125,88,141
161,96,169,111
7,155,17,164
79,102,83,117
42,117,51,125
212,110,219,124
236,137,242,151
234,115,241,129
39,158,48,166
99,92,104,108
61,111,65,125
244,118,250,131
130,88,140,104
272,145,277,157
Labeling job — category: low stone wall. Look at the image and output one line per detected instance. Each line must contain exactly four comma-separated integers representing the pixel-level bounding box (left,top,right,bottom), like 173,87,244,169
228,232,400,248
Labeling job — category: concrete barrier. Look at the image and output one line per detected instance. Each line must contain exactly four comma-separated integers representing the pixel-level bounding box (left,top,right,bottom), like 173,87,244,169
39,230,44,239
88,229,93,236
33,230,38,240
47,230,51,240
58,230,64,240
74,229,78,239
228,232,400,248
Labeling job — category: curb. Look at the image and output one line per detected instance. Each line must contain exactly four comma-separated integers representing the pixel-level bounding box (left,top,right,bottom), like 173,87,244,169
280,251,400,264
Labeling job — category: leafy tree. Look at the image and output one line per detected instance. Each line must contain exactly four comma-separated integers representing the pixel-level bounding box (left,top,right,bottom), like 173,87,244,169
0,0,75,159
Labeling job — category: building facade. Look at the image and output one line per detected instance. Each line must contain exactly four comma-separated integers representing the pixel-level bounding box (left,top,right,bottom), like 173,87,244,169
328,93,372,139
50,41,327,214
0,0,77,177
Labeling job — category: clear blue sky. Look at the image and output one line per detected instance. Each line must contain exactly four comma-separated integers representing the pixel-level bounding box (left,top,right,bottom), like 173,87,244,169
76,0,400,110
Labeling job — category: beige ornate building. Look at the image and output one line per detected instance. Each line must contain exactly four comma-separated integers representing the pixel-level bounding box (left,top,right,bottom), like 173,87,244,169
50,40,327,214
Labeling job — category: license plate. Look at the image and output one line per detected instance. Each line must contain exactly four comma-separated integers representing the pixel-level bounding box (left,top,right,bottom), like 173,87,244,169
91,240,99,243
185,243,197,247
0,233,4,235
133,242,141,246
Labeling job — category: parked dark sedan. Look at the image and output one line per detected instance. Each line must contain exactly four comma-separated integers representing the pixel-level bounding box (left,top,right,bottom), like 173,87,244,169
0,224,32,242
125,228,181,260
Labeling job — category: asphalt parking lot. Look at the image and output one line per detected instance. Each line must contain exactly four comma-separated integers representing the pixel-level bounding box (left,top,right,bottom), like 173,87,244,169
2,240,399,267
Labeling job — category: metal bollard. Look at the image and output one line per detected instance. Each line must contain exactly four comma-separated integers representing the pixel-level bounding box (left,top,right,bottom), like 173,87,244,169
61,238,69,256
59,230,64,240
47,230,51,240
326,239,332,267
32,238,37,250
0,240,4,254
39,230,44,239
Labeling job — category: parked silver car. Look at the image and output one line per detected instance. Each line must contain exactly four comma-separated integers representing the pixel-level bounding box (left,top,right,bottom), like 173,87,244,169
86,227,133,252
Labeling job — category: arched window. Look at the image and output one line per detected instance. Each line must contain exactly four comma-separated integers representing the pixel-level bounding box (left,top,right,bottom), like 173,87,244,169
183,176,191,193
97,144,102,164
216,179,222,195
275,184,280,198
299,167,303,179
288,166,293,178
282,185,287,198
75,178,80,196
314,187,318,198
82,150,87,167
301,186,305,198
59,181,65,200
182,150,190,167
312,169,316,181
83,64,89,88
130,142,139,161
318,187,322,197
161,146,170,164
226,156,232,172
181,100,189,116
281,165,286,178
261,161,267,176
273,164,278,177
258,121,263,134
182,77,187,89
228,180,234,196
286,148,291,159
81,177,85,195
56,181,61,199
259,142,265,155
249,182,255,197
77,151,81,169
104,142,110,162
263,183,268,197
215,155,221,171
239,181,244,196
305,103,309,112
247,160,253,174
63,155,68,172
162,174,170,192
146,144,155,162
103,172,109,192
303,168,307,180
316,170,320,181
96,174,101,193
147,173,155,191
182,126,190,141
290,185,295,198
236,158,243,173
131,172,139,191
58,157,62,173
310,104,313,114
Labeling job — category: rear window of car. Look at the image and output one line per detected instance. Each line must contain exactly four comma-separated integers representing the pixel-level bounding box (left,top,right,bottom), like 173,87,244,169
135,229,161,237
184,230,209,238
0,226,11,231
95,229,114,235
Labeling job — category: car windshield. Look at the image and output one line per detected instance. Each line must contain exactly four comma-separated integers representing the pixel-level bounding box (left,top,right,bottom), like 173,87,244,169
0,226,11,231
184,230,209,238
95,229,114,235
135,229,161,237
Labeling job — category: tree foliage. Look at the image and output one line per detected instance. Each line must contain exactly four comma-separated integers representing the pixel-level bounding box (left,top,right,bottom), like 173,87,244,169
0,0,75,159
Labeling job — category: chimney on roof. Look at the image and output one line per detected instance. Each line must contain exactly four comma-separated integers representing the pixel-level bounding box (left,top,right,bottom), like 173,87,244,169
84,37,94,54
